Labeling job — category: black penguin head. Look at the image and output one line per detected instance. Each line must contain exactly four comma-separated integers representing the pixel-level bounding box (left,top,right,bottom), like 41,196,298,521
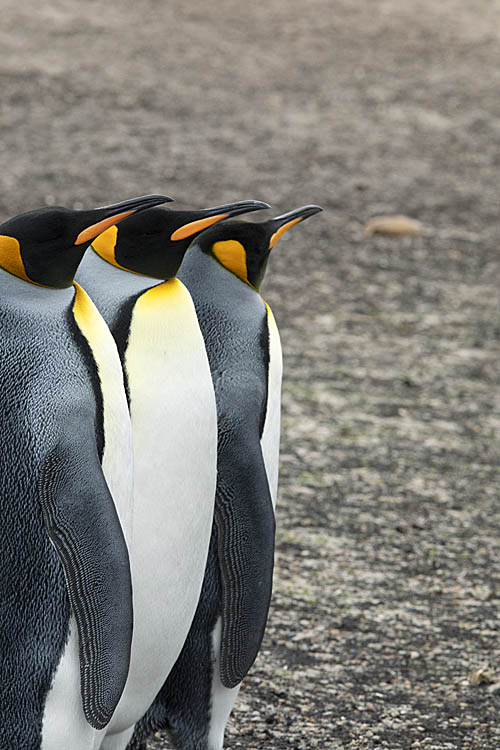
0,194,171,289
91,200,271,280
195,205,323,290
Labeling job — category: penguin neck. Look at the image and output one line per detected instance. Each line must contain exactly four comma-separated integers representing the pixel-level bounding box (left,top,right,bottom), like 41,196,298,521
75,249,160,327
0,266,74,311
180,245,261,310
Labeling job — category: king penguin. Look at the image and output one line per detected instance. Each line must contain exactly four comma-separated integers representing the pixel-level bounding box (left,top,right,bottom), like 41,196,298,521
74,198,270,750
126,204,323,750
0,194,170,750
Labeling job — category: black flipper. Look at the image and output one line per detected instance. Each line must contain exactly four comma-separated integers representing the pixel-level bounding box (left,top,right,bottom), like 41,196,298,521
216,435,275,688
38,436,133,729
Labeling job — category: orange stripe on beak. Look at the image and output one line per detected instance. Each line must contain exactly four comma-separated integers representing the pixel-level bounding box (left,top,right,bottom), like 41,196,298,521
170,213,229,242
269,217,303,249
74,210,135,246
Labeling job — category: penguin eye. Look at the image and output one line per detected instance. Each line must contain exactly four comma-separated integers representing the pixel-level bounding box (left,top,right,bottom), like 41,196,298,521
37,216,68,244
38,231,63,244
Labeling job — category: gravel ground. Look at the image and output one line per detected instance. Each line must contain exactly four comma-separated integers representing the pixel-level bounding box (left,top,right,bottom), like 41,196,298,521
1,1,500,748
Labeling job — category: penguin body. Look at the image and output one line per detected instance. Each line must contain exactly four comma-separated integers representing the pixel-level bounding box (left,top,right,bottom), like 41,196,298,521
74,200,269,747
77,251,218,737
127,206,322,750
0,196,169,749
0,275,98,750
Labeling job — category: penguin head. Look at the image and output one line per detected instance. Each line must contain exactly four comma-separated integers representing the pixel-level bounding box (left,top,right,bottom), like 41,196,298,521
0,195,171,289
195,205,323,290
91,200,271,280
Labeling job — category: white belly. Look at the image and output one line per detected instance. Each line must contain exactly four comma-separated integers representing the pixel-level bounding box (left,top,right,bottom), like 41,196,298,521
207,618,240,750
260,304,282,509
42,286,134,749
71,283,135,544
41,619,101,750
107,279,217,734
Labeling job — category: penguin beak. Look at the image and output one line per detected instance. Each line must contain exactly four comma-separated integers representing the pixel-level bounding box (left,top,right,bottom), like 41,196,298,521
74,194,174,246
170,200,271,241
268,205,323,249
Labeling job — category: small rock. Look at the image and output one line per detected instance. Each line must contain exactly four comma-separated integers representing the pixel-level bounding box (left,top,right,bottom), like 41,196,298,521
365,215,423,236
469,666,496,686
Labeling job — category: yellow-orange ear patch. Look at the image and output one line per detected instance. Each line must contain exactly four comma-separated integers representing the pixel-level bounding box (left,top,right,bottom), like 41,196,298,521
92,225,119,267
269,217,303,249
91,225,154,277
171,214,229,241
212,240,249,283
0,234,31,283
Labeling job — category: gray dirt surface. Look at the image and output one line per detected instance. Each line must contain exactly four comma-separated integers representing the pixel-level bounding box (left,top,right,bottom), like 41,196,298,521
1,0,500,748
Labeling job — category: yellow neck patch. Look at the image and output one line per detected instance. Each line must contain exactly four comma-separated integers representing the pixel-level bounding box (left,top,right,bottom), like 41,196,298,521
72,281,99,328
0,234,32,283
136,278,184,311
212,240,250,285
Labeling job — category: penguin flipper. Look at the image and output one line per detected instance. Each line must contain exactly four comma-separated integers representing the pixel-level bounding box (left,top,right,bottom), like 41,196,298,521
38,437,132,730
216,437,275,688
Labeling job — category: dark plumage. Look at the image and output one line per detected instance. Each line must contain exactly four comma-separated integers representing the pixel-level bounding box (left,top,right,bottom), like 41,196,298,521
0,195,169,747
128,205,322,750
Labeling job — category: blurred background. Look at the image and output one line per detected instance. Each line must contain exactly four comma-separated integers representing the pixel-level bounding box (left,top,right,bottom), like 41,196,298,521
2,0,500,747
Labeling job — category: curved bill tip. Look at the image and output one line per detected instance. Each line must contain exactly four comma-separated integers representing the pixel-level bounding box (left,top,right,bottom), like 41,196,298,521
203,199,272,219
98,194,175,214
75,194,174,246
268,205,323,249
272,204,323,224
226,199,272,216
169,199,271,242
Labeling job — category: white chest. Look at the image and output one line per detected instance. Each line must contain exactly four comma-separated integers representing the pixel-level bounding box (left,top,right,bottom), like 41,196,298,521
42,285,133,750
108,279,218,733
75,284,135,540
260,304,283,509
